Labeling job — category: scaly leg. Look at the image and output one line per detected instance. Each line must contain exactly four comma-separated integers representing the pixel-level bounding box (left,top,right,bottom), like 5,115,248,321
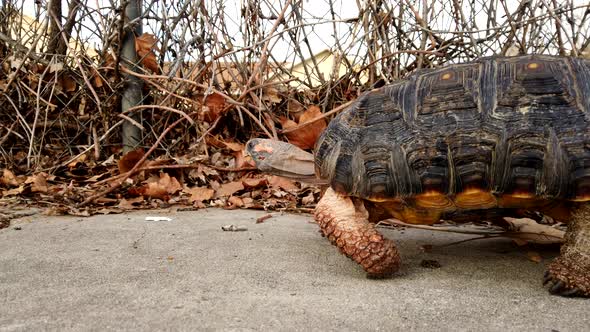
544,203,590,297
314,188,401,277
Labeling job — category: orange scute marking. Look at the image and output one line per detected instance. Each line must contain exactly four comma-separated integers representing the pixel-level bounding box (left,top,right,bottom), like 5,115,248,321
367,195,403,203
453,189,497,209
509,192,535,199
571,195,590,202
414,191,454,210
498,193,541,208
399,207,441,225
527,62,539,69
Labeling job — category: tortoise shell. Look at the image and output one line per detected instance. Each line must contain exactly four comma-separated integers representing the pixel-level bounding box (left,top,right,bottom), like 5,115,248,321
314,55,590,224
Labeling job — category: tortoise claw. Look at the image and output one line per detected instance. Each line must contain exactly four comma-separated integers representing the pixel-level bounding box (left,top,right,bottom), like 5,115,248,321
544,270,586,297
543,272,552,286
549,280,565,294
560,287,581,297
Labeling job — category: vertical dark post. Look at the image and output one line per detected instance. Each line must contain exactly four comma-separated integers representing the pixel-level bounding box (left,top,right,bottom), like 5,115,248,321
0,0,8,57
46,0,62,57
121,0,143,153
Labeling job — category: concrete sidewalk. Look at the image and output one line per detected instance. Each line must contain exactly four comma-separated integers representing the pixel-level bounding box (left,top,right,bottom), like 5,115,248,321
0,208,587,331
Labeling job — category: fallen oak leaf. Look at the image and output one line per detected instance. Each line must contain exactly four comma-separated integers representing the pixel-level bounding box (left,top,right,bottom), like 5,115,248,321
67,153,88,169
261,86,282,104
281,105,326,150
186,186,215,203
136,173,182,200
118,196,145,210
205,136,242,152
118,148,145,174
135,33,159,73
267,175,298,191
526,251,543,263
2,185,25,196
25,173,48,193
215,181,244,198
242,177,268,189
57,73,76,93
1,169,19,187
225,142,244,152
202,93,227,122
301,192,316,205
503,217,565,244
227,196,244,208
242,197,256,208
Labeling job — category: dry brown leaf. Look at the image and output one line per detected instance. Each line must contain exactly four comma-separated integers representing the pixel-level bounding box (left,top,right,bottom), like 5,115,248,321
227,196,244,208
233,150,254,169
67,154,87,169
242,197,255,208
187,186,215,203
58,74,76,92
204,136,224,149
281,105,326,150
90,67,104,88
210,180,221,191
503,217,565,244
202,93,226,122
27,173,48,193
86,173,109,183
205,136,242,152
118,148,145,174
287,100,305,121
526,251,543,263
139,173,182,200
215,181,244,197
279,117,298,131
267,175,298,191
224,141,243,152
2,185,24,196
135,33,159,73
262,87,282,104
512,238,529,246
301,192,315,205
1,169,19,187
118,197,144,209
242,177,268,188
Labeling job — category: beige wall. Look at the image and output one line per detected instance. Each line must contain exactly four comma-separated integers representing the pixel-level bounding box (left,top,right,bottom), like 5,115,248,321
286,49,367,89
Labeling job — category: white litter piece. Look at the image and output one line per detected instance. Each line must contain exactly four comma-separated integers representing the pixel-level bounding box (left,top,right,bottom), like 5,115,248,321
221,225,248,232
145,216,173,221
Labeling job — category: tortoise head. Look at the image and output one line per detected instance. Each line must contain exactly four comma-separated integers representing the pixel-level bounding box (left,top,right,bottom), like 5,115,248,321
245,138,324,183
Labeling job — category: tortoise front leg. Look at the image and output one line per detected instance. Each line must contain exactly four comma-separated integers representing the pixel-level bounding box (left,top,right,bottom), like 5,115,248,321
314,188,401,277
544,203,590,297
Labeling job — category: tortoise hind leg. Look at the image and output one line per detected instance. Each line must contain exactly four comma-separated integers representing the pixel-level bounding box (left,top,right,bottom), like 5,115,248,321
544,203,590,297
314,188,401,277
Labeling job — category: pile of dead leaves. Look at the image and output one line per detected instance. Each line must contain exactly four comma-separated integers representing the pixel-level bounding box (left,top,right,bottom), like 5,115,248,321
0,133,322,219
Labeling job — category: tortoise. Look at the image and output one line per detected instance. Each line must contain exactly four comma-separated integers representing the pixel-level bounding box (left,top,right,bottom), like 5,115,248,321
246,55,590,297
